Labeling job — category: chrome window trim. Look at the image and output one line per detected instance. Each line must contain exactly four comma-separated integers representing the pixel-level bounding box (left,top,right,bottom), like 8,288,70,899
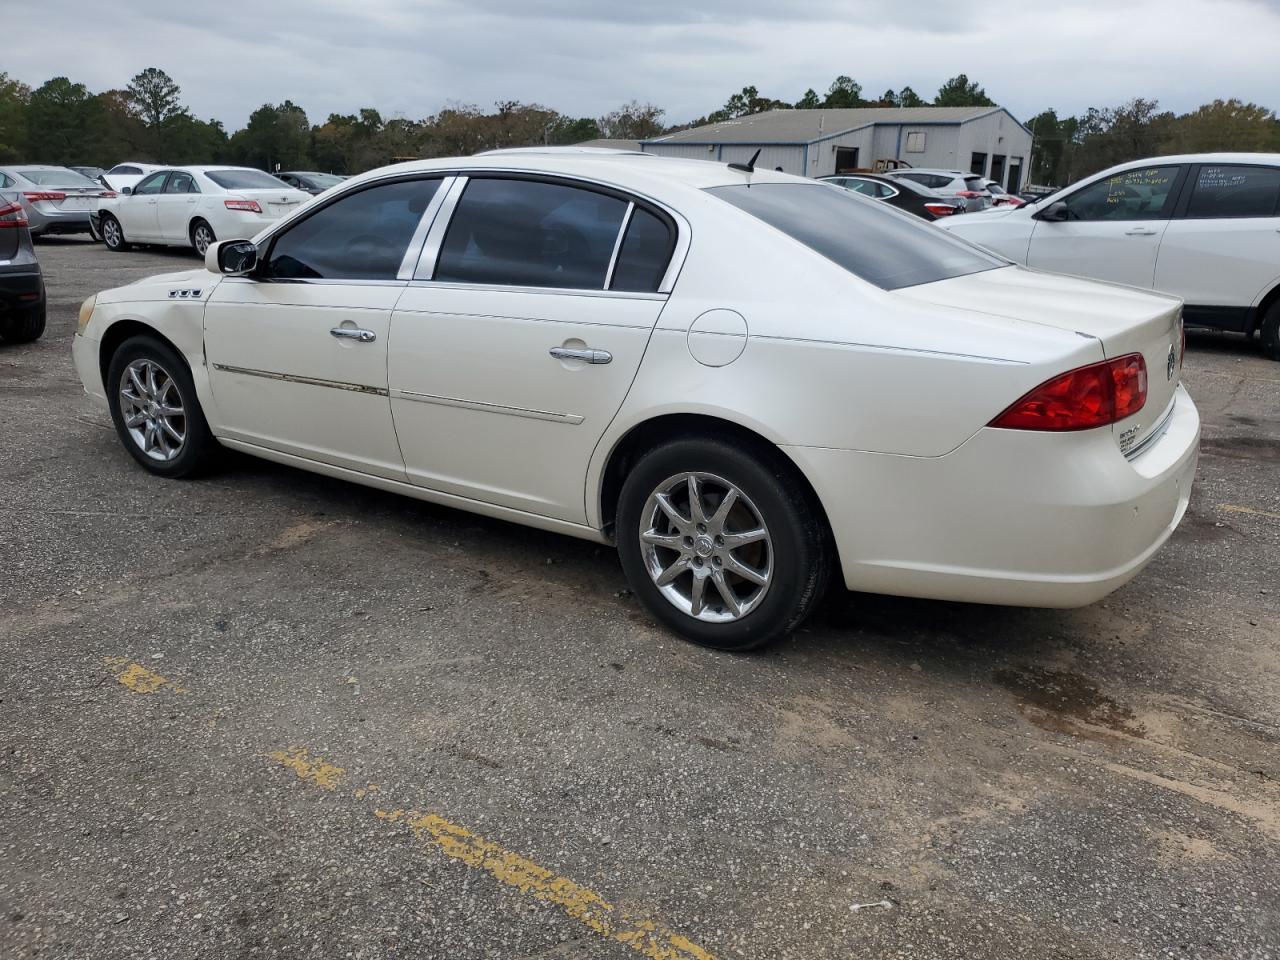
603,201,634,290
403,278,667,301
413,176,468,280
396,175,455,280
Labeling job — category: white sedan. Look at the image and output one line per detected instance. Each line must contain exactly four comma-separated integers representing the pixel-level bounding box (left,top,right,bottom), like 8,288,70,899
72,150,1200,650
97,166,311,256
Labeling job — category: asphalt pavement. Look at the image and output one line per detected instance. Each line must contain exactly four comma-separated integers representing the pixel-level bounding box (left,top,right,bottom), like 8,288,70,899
2,236,1278,959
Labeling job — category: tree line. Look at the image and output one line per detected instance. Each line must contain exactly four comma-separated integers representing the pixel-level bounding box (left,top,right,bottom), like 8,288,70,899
0,67,1276,186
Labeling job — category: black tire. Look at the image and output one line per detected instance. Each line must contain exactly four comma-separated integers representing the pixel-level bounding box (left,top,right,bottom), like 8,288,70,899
190,219,215,256
106,335,219,478
101,214,130,252
1260,302,1280,362
616,436,831,651
0,302,46,343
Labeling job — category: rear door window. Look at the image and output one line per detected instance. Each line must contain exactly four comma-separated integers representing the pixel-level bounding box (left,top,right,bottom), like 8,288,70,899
709,182,1005,290
435,178,629,290
264,178,441,281
164,172,199,194
1184,165,1280,219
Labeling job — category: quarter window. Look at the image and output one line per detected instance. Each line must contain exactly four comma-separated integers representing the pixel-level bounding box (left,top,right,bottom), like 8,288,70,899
610,206,675,293
264,178,441,281
1060,166,1181,222
435,178,628,290
1185,165,1280,219
132,172,168,195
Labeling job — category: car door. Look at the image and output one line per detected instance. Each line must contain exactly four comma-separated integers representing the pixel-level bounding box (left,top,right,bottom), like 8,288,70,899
1154,162,1280,329
388,175,679,523
156,170,201,244
203,175,445,479
1026,164,1186,289
118,171,168,240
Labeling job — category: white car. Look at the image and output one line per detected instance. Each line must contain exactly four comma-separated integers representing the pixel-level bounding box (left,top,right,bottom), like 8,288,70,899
72,151,1199,650
97,166,311,256
939,153,1280,359
886,168,992,210
101,162,165,194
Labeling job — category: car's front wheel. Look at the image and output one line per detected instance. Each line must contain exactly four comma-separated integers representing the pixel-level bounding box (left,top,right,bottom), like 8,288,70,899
100,214,129,252
616,437,831,651
106,335,219,477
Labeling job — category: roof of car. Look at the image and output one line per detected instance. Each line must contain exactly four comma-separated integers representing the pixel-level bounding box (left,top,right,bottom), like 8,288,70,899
343,150,799,197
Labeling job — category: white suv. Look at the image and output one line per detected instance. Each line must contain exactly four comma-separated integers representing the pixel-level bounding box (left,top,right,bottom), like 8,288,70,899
886,169,991,210
939,153,1280,359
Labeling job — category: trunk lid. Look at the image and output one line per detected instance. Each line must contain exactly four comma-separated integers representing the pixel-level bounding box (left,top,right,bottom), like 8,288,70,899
230,188,310,220
898,265,1183,454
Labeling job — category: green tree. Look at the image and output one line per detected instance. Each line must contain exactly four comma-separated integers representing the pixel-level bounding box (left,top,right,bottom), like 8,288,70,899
795,88,820,109
597,101,665,140
82,89,149,164
934,74,995,107
550,116,601,144
1167,99,1279,153
231,100,311,170
896,86,926,108
126,67,184,127
1072,98,1174,178
822,76,864,108
25,77,95,164
0,72,31,162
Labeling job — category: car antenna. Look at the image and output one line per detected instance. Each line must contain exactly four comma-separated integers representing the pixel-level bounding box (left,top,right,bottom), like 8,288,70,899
728,148,762,174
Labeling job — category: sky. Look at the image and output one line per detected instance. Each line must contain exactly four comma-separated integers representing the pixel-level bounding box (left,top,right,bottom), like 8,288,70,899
9,0,1280,131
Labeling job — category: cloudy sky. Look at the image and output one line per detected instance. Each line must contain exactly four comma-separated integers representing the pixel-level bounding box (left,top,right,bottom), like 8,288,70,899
10,0,1280,130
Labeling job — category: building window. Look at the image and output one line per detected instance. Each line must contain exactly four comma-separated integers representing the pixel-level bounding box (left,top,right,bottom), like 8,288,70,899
834,147,859,173
970,152,988,176
904,131,926,153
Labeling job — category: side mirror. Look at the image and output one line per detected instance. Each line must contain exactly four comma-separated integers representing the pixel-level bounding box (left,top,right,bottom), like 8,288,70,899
206,239,258,276
1034,200,1070,222
122,186,133,196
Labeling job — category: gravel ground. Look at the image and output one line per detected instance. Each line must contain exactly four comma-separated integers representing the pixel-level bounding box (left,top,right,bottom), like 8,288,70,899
2,236,1278,960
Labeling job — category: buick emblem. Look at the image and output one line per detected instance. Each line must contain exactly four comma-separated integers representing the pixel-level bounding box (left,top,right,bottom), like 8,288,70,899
1166,343,1176,381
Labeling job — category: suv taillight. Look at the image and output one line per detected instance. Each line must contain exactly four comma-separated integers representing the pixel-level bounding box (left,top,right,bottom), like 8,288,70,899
0,201,27,227
989,354,1148,431
924,202,958,217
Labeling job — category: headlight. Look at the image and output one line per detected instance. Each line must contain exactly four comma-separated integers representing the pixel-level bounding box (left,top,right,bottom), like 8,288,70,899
77,294,97,333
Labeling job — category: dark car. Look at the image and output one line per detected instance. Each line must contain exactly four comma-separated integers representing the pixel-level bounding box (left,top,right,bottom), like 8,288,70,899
818,173,964,220
0,196,46,343
274,171,346,195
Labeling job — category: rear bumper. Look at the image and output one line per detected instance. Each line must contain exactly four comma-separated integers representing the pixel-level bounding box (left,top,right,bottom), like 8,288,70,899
0,269,45,315
30,207,92,235
786,384,1200,607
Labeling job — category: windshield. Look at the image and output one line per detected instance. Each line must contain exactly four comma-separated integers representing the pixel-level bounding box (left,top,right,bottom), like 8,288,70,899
19,168,100,188
708,183,1006,290
205,169,292,190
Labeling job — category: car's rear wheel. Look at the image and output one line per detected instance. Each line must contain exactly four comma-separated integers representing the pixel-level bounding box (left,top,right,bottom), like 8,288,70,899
106,335,219,477
101,214,129,252
0,302,46,343
190,219,215,256
1260,301,1280,361
616,437,831,651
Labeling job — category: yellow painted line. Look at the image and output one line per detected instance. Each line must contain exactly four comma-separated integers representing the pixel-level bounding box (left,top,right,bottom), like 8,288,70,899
1220,503,1280,521
103,657,186,694
265,746,345,790
263,746,715,958
376,809,716,960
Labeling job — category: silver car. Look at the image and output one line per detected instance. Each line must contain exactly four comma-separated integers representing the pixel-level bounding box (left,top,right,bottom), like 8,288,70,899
0,165,109,237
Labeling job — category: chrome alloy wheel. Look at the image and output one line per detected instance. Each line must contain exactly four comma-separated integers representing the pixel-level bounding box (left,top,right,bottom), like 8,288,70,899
102,217,122,248
118,359,187,462
639,472,773,623
192,222,214,255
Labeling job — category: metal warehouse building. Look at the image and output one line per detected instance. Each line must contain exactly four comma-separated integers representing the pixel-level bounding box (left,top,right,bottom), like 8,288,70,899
640,106,1034,190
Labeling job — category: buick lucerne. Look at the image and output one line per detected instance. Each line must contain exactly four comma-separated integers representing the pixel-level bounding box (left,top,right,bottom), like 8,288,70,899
72,150,1200,650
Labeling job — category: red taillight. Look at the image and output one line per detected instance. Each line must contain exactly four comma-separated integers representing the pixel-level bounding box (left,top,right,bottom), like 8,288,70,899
924,202,958,217
957,190,984,198
23,191,65,202
98,190,117,198
0,201,27,227
224,199,262,213
989,354,1148,431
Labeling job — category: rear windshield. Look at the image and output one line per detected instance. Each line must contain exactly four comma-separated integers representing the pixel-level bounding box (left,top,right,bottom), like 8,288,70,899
708,183,1006,290
18,168,100,187
306,173,344,188
205,169,291,190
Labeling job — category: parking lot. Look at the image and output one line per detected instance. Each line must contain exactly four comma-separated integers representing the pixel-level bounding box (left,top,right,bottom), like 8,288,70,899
1,236,1277,958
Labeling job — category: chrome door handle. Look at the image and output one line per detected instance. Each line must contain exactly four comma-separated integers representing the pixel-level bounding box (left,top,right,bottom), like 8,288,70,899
550,346,611,364
1124,227,1157,236
330,327,377,343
